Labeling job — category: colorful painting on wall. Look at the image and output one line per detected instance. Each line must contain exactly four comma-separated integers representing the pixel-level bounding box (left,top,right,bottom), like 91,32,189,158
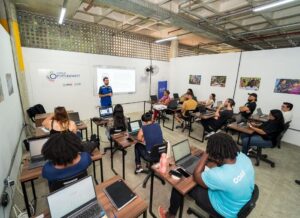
274,79,300,95
189,75,201,85
239,77,261,91
210,76,226,87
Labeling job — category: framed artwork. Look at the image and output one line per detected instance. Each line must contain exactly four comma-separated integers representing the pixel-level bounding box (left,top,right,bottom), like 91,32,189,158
189,75,201,85
240,77,261,91
210,76,226,87
274,79,300,95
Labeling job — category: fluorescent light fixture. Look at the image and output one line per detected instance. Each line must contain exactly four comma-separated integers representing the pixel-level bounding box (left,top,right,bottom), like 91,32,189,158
155,36,178,43
253,0,295,12
58,7,66,24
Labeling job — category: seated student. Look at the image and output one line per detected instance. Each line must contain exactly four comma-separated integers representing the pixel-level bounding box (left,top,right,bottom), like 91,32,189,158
175,92,198,131
105,104,127,139
153,90,171,121
179,88,195,103
159,133,255,218
42,106,77,134
199,93,216,109
234,93,257,123
281,102,293,123
42,132,92,184
200,98,235,137
134,112,163,173
241,109,284,154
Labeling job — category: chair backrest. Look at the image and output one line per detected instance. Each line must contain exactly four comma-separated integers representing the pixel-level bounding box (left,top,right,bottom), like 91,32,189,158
276,121,291,148
237,184,259,218
149,142,168,163
142,123,164,151
49,170,88,193
168,99,178,110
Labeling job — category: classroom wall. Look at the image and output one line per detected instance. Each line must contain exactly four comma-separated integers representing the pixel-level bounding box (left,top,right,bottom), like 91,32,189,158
169,47,300,146
22,47,170,119
0,25,24,218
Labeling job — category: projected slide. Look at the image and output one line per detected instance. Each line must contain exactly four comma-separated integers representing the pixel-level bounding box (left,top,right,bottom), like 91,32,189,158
97,67,136,93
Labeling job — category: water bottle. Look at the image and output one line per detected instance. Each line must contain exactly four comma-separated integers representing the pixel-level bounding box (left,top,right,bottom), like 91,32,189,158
159,153,168,174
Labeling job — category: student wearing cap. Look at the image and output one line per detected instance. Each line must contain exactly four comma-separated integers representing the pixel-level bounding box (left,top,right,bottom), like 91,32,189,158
281,102,293,123
98,77,113,107
234,93,257,123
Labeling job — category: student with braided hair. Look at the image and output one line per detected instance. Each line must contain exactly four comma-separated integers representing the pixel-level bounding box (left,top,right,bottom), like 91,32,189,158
159,133,255,218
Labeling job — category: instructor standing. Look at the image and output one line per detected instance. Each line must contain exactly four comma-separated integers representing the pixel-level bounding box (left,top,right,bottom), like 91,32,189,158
99,77,113,107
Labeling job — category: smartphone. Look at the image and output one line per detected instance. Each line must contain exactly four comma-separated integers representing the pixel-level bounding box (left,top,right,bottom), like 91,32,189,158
169,169,182,178
176,167,190,178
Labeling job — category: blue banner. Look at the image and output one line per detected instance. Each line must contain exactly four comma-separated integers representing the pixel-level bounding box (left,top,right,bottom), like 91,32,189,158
158,81,168,99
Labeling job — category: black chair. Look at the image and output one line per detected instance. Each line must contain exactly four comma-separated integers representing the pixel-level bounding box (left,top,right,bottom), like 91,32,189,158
177,109,196,132
48,170,88,192
139,142,168,188
187,184,259,218
277,121,291,148
249,123,290,167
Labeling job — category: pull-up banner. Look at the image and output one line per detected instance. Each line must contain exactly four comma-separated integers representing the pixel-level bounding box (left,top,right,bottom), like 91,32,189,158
158,80,167,99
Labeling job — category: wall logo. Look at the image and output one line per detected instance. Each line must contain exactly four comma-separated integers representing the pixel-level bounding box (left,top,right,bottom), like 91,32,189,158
47,71,80,82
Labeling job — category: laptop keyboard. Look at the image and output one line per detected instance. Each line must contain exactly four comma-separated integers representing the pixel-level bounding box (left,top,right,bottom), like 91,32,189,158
181,158,196,168
75,202,101,218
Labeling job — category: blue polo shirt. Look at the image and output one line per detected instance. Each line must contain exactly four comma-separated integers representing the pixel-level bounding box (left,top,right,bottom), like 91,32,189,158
201,153,255,218
99,85,113,107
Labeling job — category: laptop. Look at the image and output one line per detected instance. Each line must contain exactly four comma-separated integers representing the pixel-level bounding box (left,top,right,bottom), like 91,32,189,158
128,120,142,137
173,93,179,100
198,104,207,113
256,108,268,118
47,176,105,218
68,112,82,126
104,179,137,211
28,136,49,169
150,95,158,103
172,139,200,175
99,106,113,119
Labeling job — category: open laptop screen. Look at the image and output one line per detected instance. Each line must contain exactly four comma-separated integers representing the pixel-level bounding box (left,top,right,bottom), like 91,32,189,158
129,120,141,133
100,107,113,117
47,176,96,218
172,140,191,162
68,112,80,122
29,137,49,157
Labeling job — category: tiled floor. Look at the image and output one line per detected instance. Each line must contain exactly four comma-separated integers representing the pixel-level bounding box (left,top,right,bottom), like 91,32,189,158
11,112,300,217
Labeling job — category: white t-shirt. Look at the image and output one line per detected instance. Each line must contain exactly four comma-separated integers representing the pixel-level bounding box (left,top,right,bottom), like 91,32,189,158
282,111,293,123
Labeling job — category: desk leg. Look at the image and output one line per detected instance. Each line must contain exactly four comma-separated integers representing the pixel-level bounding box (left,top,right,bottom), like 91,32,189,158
85,128,88,141
111,146,117,176
172,112,175,131
90,118,93,135
149,171,157,218
21,181,31,217
93,161,98,185
178,194,185,218
100,158,104,183
143,210,147,218
97,125,100,140
122,149,125,180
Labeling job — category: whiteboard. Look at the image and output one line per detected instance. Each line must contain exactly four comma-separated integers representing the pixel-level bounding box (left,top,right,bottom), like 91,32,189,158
96,67,136,93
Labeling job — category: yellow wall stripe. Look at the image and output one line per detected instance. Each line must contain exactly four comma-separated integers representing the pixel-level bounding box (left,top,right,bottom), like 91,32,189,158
0,19,9,32
12,21,25,72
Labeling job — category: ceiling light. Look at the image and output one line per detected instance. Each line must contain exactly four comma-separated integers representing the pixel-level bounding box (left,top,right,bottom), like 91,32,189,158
58,7,66,24
155,36,178,43
253,0,295,12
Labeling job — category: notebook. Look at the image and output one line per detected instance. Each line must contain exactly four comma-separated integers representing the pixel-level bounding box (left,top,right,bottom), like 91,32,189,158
99,107,113,118
128,120,142,137
68,112,82,125
172,139,200,175
28,136,49,169
104,179,137,211
47,176,105,218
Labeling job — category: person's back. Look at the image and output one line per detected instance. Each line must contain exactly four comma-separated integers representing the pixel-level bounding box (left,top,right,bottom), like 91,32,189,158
202,152,254,217
183,98,197,112
142,123,163,151
42,132,92,184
